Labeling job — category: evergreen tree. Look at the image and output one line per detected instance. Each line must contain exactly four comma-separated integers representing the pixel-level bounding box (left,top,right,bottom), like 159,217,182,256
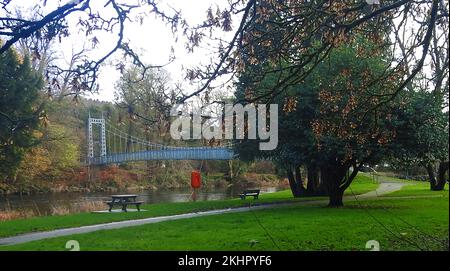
0,46,44,183
235,38,403,206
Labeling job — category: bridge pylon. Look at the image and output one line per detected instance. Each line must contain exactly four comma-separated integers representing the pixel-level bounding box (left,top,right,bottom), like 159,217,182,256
87,115,107,164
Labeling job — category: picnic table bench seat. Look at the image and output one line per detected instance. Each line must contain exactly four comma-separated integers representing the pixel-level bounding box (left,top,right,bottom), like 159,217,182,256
239,189,260,200
104,199,144,212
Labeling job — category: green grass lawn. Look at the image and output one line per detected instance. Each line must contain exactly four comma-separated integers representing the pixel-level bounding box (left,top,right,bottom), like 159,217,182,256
1,186,447,251
1,175,448,251
0,175,377,238
382,181,449,197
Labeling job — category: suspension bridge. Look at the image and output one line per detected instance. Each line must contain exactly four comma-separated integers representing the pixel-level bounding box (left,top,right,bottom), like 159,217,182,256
87,116,235,165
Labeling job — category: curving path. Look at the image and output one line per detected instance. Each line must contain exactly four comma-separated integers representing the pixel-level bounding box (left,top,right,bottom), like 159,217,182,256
354,182,406,198
0,181,411,246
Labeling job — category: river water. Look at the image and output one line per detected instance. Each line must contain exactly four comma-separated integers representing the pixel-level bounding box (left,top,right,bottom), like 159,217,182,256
0,185,287,215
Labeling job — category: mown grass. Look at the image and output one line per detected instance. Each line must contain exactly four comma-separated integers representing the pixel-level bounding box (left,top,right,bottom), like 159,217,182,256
0,174,377,238
382,181,448,197
2,188,447,251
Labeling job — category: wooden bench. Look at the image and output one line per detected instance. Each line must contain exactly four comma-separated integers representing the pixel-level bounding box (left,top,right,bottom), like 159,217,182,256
239,189,260,200
105,201,143,212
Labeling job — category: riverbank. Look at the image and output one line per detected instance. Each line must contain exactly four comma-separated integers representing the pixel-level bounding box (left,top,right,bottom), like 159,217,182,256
0,174,378,237
1,177,448,251
0,167,287,220
0,163,284,195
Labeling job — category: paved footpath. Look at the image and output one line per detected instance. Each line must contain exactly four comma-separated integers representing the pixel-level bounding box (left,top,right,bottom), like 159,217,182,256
0,181,427,246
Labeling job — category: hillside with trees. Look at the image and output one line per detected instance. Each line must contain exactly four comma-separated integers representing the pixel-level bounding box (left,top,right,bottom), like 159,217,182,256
0,45,280,195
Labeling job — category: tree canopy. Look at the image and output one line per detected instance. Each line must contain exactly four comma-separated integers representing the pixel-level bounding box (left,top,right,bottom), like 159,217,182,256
0,0,447,106
234,36,447,206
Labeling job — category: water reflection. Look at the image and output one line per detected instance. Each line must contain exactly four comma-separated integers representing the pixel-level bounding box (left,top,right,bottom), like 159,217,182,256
0,185,287,215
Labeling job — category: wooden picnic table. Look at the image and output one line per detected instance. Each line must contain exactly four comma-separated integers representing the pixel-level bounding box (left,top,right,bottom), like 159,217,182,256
105,194,143,212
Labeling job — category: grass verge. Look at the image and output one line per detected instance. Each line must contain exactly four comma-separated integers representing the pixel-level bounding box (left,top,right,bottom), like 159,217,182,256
0,175,377,238
1,186,447,251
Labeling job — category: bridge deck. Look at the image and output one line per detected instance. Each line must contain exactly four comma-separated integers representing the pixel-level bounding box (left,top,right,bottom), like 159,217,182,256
89,147,235,165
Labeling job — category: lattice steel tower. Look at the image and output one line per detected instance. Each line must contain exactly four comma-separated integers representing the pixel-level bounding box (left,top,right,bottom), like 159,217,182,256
87,114,107,164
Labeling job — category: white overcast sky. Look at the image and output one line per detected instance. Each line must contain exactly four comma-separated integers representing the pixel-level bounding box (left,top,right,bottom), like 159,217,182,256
3,1,441,104
4,0,236,102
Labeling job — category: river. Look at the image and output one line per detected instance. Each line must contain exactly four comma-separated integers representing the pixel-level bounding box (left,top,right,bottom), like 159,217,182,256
0,185,288,216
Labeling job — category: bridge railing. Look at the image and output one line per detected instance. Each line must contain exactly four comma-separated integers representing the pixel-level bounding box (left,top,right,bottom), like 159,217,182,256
89,147,235,165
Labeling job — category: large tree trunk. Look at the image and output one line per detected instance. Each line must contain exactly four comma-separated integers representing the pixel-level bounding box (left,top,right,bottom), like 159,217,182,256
428,161,449,191
286,165,304,197
306,164,327,196
320,164,347,207
328,190,344,207
295,166,304,189
306,165,318,191
426,163,437,190
432,161,449,191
